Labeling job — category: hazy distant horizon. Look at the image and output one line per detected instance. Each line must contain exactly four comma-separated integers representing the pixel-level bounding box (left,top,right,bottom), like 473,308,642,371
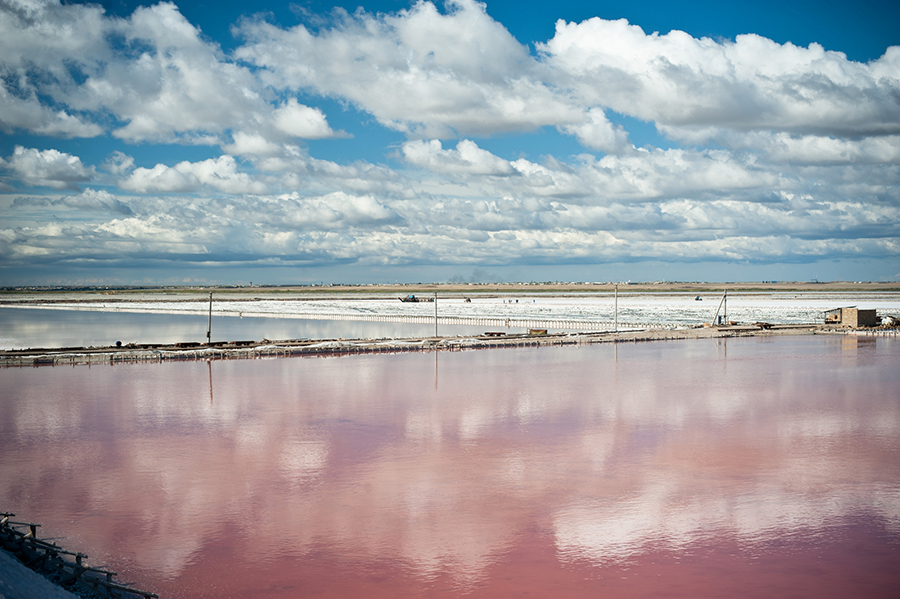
3,277,900,290
2,262,898,287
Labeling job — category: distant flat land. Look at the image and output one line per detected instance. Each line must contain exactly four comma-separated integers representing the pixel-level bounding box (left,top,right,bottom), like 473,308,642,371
2,281,899,302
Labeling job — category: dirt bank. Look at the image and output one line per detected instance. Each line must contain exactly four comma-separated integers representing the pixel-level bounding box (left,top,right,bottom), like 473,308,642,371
2,281,898,304
3,324,884,367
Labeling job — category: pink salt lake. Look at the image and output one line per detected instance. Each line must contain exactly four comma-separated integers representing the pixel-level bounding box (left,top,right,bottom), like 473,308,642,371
1,335,899,598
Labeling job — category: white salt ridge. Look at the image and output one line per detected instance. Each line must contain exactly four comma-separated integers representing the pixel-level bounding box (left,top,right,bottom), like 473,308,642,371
29,292,900,328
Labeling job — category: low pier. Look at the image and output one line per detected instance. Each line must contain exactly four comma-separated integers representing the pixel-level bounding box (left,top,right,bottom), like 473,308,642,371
0,512,158,598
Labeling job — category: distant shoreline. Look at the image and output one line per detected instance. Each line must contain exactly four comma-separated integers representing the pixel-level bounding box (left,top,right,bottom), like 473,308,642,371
3,286,896,364
3,281,900,299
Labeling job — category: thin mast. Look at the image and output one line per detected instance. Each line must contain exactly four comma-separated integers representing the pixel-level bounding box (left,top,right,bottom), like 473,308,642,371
614,283,618,333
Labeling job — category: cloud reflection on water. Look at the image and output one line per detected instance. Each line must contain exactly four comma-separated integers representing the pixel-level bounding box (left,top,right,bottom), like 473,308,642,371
0,336,898,597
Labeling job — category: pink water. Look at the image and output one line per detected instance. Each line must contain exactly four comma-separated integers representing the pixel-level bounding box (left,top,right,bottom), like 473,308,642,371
2,336,899,598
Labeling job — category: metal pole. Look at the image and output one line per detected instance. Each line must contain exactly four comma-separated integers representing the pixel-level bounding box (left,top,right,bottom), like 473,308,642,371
723,289,727,325
434,292,438,337
207,292,212,345
711,290,726,326
614,283,618,333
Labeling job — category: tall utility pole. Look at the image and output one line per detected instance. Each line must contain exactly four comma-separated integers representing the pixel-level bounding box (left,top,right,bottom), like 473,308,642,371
434,291,438,337
614,283,618,333
207,292,213,345
711,289,728,326
723,289,727,325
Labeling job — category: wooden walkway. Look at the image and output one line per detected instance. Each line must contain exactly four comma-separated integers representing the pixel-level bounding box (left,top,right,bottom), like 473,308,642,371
0,513,157,598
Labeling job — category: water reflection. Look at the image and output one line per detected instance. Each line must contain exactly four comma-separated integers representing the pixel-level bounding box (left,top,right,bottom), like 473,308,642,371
1,336,899,597
0,307,493,349
207,360,213,406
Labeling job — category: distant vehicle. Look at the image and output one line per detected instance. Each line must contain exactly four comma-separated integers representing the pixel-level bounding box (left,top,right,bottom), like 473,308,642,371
399,294,434,303
695,296,702,301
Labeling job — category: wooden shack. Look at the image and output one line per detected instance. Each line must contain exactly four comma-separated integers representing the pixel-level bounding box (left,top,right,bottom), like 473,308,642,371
824,307,877,327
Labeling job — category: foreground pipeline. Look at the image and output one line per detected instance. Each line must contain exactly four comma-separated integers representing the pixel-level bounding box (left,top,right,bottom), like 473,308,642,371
0,324,869,367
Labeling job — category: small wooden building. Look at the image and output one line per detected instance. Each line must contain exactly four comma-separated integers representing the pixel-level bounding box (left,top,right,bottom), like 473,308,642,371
824,307,877,327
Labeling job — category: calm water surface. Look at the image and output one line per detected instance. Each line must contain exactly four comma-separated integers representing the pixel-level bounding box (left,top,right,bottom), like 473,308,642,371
0,307,495,349
1,336,899,598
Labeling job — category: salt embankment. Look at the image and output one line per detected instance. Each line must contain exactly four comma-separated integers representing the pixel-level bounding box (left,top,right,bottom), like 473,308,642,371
0,324,874,367
0,549,81,599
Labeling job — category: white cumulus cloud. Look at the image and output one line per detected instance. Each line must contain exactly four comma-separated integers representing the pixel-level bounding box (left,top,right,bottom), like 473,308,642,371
402,140,517,175
0,0,344,146
560,108,631,153
539,18,900,140
1,1,898,278
272,99,338,139
3,146,94,190
235,0,586,138
120,155,267,194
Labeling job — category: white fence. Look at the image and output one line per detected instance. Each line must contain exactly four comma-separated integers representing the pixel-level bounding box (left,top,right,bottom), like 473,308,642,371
220,310,671,331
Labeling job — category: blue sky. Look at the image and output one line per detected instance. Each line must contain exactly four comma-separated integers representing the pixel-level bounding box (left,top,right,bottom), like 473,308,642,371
1,0,898,285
